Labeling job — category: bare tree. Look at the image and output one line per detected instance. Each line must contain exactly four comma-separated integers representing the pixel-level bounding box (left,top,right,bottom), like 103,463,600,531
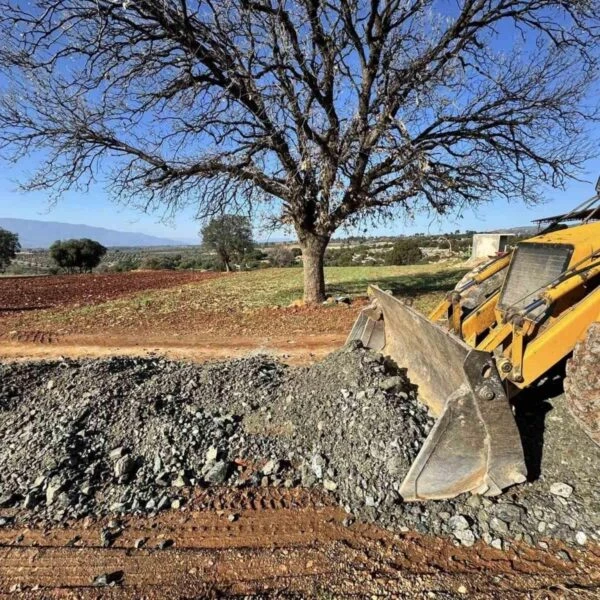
0,1,598,302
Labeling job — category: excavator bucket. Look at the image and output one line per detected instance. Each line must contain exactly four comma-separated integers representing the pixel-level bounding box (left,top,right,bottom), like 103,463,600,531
348,287,527,500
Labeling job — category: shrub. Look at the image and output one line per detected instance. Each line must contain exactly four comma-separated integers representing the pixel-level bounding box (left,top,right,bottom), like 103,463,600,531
386,239,424,265
140,255,180,270
269,246,297,267
325,247,356,266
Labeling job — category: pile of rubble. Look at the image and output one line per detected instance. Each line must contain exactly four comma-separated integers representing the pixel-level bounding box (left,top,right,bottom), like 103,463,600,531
0,344,598,552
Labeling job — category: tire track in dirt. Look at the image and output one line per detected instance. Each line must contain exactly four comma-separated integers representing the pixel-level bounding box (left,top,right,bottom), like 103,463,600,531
4,330,58,344
1,489,598,598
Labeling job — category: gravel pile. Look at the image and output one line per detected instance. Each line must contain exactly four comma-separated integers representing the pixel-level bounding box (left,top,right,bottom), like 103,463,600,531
0,344,598,552
0,356,290,523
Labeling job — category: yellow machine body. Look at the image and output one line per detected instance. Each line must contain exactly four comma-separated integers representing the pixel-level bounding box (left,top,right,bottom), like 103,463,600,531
349,218,600,500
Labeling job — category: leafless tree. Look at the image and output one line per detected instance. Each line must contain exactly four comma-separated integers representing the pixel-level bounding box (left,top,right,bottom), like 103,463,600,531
0,1,598,302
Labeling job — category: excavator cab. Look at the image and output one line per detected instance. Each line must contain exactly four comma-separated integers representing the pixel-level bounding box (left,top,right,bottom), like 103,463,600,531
349,186,600,500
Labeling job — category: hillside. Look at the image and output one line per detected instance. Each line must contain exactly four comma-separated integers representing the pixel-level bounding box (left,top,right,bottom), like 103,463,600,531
0,217,187,248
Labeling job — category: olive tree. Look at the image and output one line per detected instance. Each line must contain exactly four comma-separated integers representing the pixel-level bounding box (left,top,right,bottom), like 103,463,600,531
201,214,254,271
0,1,598,301
49,239,107,273
0,228,20,271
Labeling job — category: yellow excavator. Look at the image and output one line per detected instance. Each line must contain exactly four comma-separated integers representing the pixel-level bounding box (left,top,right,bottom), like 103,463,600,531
349,182,600,501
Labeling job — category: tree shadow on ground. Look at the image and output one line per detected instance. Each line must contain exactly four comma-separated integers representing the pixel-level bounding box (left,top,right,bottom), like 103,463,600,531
326,268,468,299
512,361,566,482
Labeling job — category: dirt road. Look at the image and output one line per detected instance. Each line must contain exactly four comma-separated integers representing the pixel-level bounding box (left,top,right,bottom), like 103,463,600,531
1,488,598,599
0,332,346,365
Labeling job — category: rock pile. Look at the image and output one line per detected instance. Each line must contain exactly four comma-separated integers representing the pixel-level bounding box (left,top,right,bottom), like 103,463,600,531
0,344,598,552
0,356,289,523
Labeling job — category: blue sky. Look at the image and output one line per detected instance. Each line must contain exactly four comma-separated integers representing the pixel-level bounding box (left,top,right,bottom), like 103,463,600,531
1,155,599,242
0,3,598,243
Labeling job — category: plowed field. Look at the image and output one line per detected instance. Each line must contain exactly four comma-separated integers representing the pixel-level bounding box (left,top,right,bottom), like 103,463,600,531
0,271,223,316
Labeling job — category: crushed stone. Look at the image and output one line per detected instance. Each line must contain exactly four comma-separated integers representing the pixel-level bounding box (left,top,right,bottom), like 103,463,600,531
0,342,598,550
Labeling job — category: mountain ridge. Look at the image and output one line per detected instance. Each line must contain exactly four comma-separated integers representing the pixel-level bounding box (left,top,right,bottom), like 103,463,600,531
0,217,190,248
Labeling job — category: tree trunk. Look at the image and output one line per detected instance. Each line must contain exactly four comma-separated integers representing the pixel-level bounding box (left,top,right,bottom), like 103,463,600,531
300,233,329,304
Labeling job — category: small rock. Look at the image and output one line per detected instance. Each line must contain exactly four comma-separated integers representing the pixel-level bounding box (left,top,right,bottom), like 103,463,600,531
262,459,279,476
134,537,147,549
172,473,188,488
155,471,170,487
323,479,338,492
45,479,63,505
114,455,136,478
549,482,573,498
23,493,39,509
537,521,547,534
466,495,481,509
92,571,123,587
491,538,503,550
494,503,525,523
227,513,238,522
489,517,509,534
556,550,571,562
156,496,170,511
66,535,81,547
448,515,470,531
379,376,403,391
575,531,588,546
100,528,115,548
454,529,475,547
310,454,327,480
109,447,126,461
157,539,174,550
205,446,218,463
457,584,468,595
80,483,94,496
205,461,230,484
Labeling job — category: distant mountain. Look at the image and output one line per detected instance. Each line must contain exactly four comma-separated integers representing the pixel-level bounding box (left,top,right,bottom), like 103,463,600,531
490,226,538,236
0,218,189,248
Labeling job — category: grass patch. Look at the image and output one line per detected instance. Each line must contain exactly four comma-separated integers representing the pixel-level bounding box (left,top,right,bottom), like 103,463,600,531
267,263,467,311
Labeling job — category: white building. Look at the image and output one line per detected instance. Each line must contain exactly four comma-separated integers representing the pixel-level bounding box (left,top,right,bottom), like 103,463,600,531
471,233,516,259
